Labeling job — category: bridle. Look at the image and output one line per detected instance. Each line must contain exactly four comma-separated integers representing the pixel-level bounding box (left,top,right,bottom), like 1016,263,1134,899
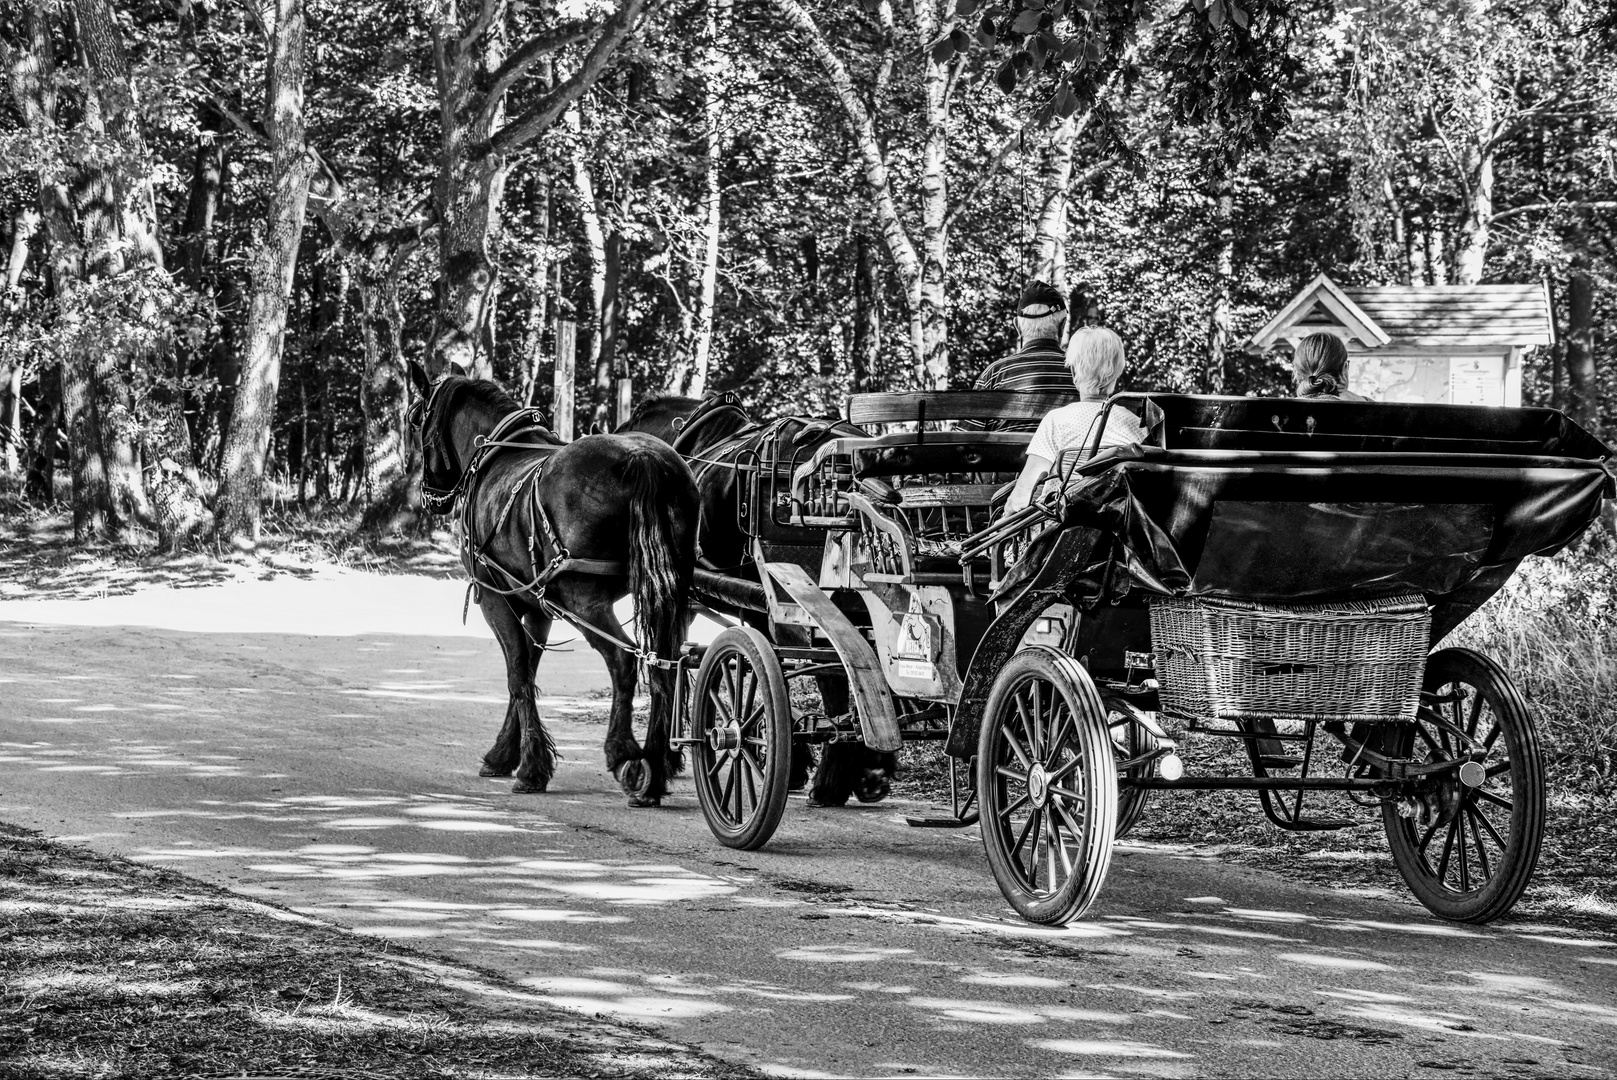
409,376,549,515
408,376,467,514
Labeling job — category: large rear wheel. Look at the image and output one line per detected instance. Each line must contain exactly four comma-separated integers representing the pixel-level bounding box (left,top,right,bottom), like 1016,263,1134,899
977,647,1118,924
1382,647,1544,923
690,627,792,850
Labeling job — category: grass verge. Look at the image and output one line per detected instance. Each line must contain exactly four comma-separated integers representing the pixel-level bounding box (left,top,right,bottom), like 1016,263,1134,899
0,824,748,1080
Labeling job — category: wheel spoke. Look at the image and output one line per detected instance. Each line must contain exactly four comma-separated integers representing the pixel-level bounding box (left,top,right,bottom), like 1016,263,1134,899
1464,691,1484,739
1025,810,1044,887
740,750,759,815
1475,788,1514,811
996,764,1027,784
717,759,737,820
1464,805,1494,879
1469,801,1510,858
1416,818,1439,855
1045,703,1074,761
1485,760,1512,780
1483,720,1503,752
1413,720,1442,756
1044,811,1060,889
1002,727,1034,771
1012,807,1041,858
1046,751,1085,785
732,751,747,820
1014,689,1037,761
1051,795,1087,850
997,791,1030,819
1436,815,1458,883
1456,813,1472,892
1048,785,1088,810
742,668,758,733
707,688,729,725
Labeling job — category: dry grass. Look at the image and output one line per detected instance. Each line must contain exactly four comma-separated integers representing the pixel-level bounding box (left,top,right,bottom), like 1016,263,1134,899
0,824,749,1080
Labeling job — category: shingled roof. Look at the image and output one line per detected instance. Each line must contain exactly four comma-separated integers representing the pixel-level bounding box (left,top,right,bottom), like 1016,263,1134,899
1252,275,1555,350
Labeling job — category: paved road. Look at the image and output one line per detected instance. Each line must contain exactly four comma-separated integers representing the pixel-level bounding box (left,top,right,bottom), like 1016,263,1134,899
1,580,1614,1078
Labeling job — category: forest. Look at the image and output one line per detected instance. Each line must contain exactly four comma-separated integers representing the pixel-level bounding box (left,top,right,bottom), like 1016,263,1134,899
0,0,1614,548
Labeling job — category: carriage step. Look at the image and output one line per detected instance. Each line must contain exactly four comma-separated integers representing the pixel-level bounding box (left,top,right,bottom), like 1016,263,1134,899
1275,815,1358,832
1257,755,1303,769
905,813,977,829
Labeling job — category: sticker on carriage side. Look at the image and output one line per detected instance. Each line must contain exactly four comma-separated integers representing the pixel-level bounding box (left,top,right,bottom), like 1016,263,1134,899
892,658,937,680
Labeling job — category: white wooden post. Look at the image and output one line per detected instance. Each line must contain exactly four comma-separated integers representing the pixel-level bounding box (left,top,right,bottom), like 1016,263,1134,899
553,318,576,442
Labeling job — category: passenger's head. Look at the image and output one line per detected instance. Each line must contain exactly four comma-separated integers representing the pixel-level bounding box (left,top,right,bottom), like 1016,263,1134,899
1015,280,1067,345
1293,333,1350,397
1066,327,1126,399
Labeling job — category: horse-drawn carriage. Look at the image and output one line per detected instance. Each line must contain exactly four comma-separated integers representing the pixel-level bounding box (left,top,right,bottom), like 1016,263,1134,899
667,389,1613,925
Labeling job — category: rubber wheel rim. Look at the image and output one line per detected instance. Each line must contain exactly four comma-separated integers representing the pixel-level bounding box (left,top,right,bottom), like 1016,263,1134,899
690,626,792,851
1382,647,1544,923
977,646,1118,925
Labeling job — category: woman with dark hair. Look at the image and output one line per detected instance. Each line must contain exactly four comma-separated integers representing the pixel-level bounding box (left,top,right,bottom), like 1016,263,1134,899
1292,332,1371,400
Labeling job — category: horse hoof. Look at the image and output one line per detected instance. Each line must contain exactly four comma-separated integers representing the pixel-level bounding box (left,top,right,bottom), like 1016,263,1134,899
854,770,891,804
480,764,514,778
615,760,651,799
626,794,662,809
807,793,849,809
511,777,549,794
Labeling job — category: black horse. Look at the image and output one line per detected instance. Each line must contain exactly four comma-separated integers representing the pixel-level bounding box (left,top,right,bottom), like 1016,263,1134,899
620,391,899,807
408,362,698,806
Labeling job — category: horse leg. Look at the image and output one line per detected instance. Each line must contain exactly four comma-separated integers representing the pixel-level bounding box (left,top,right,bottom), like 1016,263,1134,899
476,596,556,793
807,674,898,806
565,588,651,803
809,675,857,807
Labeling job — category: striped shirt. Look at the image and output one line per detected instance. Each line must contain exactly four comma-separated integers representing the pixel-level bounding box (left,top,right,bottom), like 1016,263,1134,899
966,337,1072,432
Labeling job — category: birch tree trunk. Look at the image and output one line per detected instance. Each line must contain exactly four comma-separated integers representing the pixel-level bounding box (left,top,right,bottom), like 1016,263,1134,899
567,102,609,427
915,0,951,389
1453,0,1495,286
1032,118,1076,286
1206,176,1234,393
214,0,314,546
686,0,727,397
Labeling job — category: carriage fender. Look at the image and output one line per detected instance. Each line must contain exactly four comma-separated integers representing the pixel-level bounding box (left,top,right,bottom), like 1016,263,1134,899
945,527,1103,760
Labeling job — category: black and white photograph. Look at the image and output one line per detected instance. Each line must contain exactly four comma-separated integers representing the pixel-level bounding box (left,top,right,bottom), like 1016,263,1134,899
0,0,1614,1076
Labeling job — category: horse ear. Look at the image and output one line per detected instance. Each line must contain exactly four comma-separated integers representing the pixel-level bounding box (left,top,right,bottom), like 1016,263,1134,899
448,360,470,379
408,360,432,397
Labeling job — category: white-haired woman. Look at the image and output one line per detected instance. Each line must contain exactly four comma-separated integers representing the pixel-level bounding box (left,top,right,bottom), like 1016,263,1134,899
1003,327,1143,514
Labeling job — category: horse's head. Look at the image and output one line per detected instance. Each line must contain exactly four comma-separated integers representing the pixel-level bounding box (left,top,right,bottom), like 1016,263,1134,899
406,360,466,514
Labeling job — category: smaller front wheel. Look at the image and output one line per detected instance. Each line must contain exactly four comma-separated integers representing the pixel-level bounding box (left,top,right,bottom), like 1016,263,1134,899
690,627,792,850
978,647,1118,924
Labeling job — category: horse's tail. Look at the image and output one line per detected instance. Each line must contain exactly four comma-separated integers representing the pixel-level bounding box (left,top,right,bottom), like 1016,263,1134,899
624,443,696,784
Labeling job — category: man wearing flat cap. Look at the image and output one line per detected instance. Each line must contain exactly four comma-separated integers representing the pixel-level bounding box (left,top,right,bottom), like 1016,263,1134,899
966,280,1072,432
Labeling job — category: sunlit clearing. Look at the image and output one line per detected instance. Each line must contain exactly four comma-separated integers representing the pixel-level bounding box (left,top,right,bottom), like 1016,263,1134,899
907,997,1048,1025
17,973,202,998
1334,919,1482,938
959,972,1070,989
1274,952,1395,971
1028,1039,1192,1059
1342,1004,1510,1040
488,908,630,924
776,945,915,963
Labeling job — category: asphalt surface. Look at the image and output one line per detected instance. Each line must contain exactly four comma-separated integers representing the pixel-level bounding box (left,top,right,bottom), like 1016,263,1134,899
1,577,1614,1078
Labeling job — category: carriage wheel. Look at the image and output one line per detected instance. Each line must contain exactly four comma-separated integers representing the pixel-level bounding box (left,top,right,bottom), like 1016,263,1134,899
977,647,1118,924
690,626,792,851
1382,648,1544,923
1107,704,1154,840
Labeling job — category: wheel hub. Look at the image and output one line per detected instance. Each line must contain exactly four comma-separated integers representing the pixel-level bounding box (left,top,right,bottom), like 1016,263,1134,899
708,723,741,752
1026,763,1050,809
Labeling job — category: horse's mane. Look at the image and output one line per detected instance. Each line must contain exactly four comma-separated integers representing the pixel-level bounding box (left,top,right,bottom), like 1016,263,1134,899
423,376,529,462
619,395,701,432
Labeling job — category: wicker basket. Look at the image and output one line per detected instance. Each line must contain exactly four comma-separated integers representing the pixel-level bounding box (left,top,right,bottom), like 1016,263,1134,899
1150,594,1430,724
